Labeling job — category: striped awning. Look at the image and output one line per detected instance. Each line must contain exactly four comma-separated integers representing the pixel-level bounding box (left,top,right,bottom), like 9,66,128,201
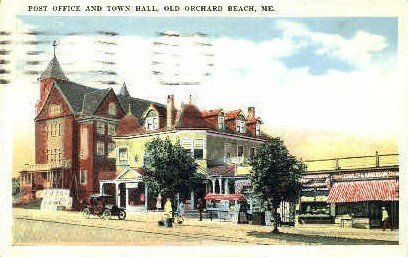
204,193,245,201
327,180,398,203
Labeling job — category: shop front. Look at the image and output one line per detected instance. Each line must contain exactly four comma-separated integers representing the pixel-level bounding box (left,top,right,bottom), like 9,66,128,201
327,177,399,228
100,168,148,212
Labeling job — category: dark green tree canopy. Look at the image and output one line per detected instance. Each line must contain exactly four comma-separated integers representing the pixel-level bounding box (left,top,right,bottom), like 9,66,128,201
250,137,305,207
142,137,205,201
250,137,305,233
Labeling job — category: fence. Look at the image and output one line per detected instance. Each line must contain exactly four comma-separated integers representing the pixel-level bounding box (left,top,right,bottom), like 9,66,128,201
304,152,398,172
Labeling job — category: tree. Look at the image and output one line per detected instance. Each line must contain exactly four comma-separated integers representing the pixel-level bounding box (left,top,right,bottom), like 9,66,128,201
142,137,205,213
250,138,305,233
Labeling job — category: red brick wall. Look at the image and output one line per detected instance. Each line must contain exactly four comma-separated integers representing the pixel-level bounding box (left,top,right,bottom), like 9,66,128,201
35,86,73,163
36,78,55,113
94,90,125,119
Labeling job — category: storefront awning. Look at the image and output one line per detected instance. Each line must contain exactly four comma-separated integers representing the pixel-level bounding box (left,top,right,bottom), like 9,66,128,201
327,180,398,203
204,193,245,201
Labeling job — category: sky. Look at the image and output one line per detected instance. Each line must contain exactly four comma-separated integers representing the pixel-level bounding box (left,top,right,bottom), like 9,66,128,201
1,16,400,176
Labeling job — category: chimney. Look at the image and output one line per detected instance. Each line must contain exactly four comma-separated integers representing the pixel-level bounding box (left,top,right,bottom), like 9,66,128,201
167,95,175,128
248,107,255,118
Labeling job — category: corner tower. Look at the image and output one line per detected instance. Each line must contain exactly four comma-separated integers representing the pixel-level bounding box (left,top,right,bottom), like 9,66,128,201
36,40,69,114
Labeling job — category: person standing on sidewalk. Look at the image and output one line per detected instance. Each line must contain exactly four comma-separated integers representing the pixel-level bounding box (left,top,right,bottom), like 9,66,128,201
163,197,173,227
197,198,205,221
382,207,391,230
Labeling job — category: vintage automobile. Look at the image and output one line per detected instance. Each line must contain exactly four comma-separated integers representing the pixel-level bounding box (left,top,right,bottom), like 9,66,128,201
82,193,126,220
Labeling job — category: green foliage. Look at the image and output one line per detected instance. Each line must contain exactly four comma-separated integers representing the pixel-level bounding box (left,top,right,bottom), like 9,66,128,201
250,137,305,208
142,137,205,201
12,178,20,196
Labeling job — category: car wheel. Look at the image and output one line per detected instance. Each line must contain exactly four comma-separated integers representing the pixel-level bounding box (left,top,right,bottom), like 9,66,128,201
82,208,91,219
102,209,111,220
118,210,126,220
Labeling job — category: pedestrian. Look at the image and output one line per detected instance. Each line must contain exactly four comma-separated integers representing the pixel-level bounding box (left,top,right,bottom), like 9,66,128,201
156,193,162,210
163,197,173,227
177,200,186,218
197,198,205,221
382,207,391,230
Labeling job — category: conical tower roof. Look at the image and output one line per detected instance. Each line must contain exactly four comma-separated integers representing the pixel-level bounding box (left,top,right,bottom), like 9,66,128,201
39,55,69,81
119,82,130,97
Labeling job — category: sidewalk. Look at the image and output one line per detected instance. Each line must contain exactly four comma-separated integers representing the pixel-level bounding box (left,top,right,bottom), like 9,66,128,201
13,208,398,245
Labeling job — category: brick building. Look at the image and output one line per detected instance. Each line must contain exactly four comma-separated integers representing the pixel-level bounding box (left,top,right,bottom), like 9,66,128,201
19,52,163,208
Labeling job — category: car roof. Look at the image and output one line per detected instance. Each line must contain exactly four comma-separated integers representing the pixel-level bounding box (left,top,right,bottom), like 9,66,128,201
89,193,113,198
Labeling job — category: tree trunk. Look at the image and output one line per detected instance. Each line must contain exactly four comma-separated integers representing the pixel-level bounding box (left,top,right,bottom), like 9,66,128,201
272,206,280,234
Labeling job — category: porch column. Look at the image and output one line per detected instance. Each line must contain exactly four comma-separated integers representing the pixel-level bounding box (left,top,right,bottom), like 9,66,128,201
115,182,120,206
99,182,104,194
144,183,148,212
212,179,215,193
224,178,229,194
190,191,195,210
218,178,223,194
125,185,129,209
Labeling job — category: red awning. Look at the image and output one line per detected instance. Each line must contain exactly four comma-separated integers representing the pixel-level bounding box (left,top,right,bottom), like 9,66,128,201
204,193,245,201
327,180,398,203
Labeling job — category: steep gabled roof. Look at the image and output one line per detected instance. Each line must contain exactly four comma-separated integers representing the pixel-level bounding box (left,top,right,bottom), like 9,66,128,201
81,89,112,116
116,110,144,136
39,56,69,81
55,81,101,114
201,109,223,118
247,117,262,124
174,103,212,129
225,110,243,120
117,95,165,120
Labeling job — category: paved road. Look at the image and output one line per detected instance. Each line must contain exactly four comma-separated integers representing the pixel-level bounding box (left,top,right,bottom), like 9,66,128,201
13,208,398,246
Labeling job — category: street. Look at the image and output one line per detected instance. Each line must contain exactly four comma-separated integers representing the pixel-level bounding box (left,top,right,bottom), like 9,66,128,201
12,208,398,246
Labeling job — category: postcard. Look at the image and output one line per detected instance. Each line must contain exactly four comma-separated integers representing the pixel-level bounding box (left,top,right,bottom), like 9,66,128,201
0,0,407,257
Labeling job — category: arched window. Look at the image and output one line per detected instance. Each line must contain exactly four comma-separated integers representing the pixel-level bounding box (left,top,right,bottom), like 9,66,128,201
218,112,225,130
236,114,246,134
108,102,116,116
255,122,261,136
145,110,159,130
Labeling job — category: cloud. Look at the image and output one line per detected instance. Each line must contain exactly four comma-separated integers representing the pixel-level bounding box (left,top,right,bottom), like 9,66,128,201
276,20,389,68
5,17,399,176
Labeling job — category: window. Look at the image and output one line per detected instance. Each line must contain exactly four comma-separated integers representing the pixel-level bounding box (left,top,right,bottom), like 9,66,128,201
250,147,255,160
108,102,116,116
49,104,61,116
97,122,105,135
80,170,87,185
218,115,225,130
97,141,105,156
237,145,244,157
145,110,159,130
118,148,128,165
255,123,261,136
224,143,231,161
180,139,204,159
193,139,204,159
108,142,115,153
108,124,116,136
180,139,193,156
236,115,246,134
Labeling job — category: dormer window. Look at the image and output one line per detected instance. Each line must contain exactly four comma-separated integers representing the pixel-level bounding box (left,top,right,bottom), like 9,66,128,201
236,115,246,134
108,102,116,116
255,122,261,136
218,113,225,130
145,110,159,130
